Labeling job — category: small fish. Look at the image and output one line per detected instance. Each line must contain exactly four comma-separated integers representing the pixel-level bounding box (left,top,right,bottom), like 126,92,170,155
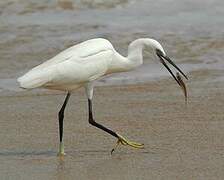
176,72,188,104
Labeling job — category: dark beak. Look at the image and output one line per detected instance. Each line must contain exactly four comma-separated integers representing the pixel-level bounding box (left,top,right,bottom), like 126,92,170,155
156,49,188,102
156,50,188,85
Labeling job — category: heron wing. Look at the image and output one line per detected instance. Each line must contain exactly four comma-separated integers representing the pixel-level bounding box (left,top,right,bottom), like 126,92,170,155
43,49,114,88
18,40,114,90
32,38,114,70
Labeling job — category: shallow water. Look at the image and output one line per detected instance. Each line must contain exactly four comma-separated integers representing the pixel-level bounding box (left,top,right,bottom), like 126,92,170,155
0,0,224,93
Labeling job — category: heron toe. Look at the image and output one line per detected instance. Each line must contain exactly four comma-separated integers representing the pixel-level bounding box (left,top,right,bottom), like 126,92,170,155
111,134,144,154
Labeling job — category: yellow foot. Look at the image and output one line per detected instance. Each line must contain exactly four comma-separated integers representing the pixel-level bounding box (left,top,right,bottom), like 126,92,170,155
111,134,144,154
57,142,66,156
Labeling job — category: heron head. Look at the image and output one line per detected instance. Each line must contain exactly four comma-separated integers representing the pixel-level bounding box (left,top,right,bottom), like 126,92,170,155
142,38,188,82
130,38,188,98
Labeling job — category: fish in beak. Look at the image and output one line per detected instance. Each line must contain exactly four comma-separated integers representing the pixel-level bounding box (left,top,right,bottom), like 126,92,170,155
156,49,188,103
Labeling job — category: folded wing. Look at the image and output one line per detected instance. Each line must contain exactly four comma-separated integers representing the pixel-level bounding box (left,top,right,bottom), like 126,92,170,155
17,38,114,90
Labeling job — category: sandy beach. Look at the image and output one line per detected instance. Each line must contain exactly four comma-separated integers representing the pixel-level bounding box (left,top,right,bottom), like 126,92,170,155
0,68,223,180
1,0,224,179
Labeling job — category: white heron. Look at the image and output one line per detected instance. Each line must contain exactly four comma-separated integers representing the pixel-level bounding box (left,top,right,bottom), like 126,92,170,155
17,38,188,156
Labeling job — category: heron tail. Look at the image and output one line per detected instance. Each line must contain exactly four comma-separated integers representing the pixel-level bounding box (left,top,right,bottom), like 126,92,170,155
17,68,51,89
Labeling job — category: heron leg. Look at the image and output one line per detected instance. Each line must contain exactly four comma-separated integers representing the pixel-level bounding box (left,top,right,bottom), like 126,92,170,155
88,98,144,154
58,92,71,156
88,99,118,138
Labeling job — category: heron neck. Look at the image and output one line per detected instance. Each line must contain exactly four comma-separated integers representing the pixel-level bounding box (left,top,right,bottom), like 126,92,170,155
108,39,147,74
127,39,144,68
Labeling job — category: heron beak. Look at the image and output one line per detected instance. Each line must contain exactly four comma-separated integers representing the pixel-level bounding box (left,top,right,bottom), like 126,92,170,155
161,55,188,80
156,50,188,102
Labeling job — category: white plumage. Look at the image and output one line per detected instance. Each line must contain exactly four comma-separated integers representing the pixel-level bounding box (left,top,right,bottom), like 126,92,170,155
17,38,168,91
17,38,187,155
18,38,114,90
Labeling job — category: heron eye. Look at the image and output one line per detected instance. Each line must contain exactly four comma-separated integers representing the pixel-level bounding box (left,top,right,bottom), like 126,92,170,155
156,49,163,56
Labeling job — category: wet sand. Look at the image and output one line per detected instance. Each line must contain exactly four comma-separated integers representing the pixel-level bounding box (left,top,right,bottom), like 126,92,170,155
1,0,224,179
0,69,224,180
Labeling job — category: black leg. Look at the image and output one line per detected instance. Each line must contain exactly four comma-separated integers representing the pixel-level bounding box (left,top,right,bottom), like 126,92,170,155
58,92,71,143
88,99,118,138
